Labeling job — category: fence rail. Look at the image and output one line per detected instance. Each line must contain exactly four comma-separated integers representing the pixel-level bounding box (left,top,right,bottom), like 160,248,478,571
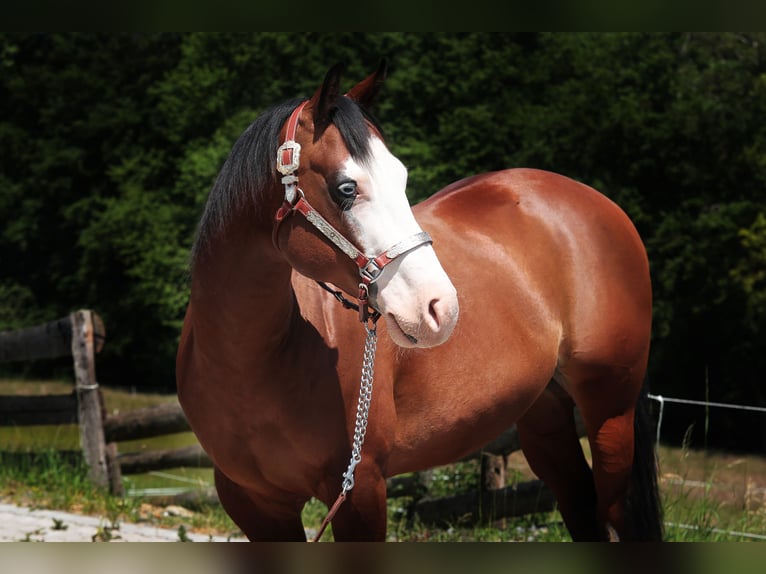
0,392,78,426
104,402,192,442
0,313,105,362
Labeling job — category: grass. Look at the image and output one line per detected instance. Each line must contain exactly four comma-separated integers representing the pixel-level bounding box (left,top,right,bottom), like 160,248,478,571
659,443,766,542
306,444,766,542
1,378,765,541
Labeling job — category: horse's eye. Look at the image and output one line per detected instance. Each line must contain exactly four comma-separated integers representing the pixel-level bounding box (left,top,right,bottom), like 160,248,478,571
332,181,358,211
337,181,357,199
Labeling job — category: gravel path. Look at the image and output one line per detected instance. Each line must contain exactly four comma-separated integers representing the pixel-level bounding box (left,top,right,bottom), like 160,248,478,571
0,503,244,542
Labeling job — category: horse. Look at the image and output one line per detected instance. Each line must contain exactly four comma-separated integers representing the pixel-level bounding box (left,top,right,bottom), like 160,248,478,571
176,62,663,542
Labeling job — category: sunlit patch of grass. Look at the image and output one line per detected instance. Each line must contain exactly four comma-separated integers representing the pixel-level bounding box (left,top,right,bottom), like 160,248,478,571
0,448,122,511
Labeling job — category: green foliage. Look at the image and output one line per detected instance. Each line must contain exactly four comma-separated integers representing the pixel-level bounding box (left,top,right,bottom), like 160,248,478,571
1,32,766,442
75,187,189,378
0,280,44,329
733,212,766,328
0,33,183,385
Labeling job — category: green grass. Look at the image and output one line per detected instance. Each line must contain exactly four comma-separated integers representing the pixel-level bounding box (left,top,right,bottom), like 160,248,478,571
2,378,765,541
658,443,766,542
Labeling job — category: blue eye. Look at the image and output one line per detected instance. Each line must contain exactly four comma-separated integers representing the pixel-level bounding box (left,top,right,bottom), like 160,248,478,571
332,180,358,211
337,181,357,199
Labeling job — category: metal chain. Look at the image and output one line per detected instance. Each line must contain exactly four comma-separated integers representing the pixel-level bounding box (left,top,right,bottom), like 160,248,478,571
311,323,379,542
340,323,378,494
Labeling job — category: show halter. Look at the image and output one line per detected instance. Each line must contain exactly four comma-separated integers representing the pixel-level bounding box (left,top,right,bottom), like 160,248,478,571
273,100,433,324
272,100,433,541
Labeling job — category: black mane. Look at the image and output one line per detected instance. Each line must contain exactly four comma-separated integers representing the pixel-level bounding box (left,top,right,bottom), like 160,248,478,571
190,96,383,268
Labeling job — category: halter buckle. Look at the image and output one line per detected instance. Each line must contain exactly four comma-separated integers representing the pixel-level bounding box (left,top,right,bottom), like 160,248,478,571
277,140,301,175
359,259,383,284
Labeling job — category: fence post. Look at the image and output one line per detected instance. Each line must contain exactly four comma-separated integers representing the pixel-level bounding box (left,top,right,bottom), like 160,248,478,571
70,309,109,489
481,453,508,491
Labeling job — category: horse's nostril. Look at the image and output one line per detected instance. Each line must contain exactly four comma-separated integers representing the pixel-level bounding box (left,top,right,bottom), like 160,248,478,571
428,298,442,330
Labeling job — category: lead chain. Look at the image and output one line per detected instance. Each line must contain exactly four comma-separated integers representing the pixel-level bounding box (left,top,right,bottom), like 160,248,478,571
340,324,378,494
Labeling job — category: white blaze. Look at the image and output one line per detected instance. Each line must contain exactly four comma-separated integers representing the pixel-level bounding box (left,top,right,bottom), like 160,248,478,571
342,137,459,348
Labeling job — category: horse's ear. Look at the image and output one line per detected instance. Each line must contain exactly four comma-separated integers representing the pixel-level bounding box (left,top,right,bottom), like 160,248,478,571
310,63,344,135
346,59,387,109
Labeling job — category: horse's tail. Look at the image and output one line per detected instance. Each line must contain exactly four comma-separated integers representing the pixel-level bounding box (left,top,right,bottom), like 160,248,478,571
626,389,664,541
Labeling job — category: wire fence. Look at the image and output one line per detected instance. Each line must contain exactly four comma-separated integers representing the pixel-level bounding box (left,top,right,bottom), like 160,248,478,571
647,393,766,542
647,393,766,445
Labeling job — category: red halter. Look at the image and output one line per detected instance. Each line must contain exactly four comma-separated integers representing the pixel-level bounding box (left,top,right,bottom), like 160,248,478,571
273,100,433,323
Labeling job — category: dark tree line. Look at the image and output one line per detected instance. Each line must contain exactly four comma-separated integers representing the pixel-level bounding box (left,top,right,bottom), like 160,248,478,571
2,33,765,448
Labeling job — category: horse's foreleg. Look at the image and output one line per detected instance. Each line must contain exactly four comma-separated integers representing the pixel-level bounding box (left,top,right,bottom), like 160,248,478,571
327,464,388,541
214,467,307,541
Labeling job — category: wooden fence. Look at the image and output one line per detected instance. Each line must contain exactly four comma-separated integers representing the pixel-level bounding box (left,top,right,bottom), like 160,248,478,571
0,312,585,527
0,310,114,490
0,310,209,497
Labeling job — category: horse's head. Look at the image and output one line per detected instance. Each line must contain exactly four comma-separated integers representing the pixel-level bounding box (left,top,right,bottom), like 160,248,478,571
272,63,459,348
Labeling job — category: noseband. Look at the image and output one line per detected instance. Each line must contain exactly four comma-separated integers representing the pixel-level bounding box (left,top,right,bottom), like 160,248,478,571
272,100,433,323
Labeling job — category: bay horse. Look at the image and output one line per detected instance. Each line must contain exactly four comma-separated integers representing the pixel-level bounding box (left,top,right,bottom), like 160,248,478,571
176,62,663,542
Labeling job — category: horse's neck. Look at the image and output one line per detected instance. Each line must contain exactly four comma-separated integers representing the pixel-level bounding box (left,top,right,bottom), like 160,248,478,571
190,216,296,358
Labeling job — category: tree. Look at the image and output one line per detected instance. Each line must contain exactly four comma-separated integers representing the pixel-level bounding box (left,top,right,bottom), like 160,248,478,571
1,33,766,450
